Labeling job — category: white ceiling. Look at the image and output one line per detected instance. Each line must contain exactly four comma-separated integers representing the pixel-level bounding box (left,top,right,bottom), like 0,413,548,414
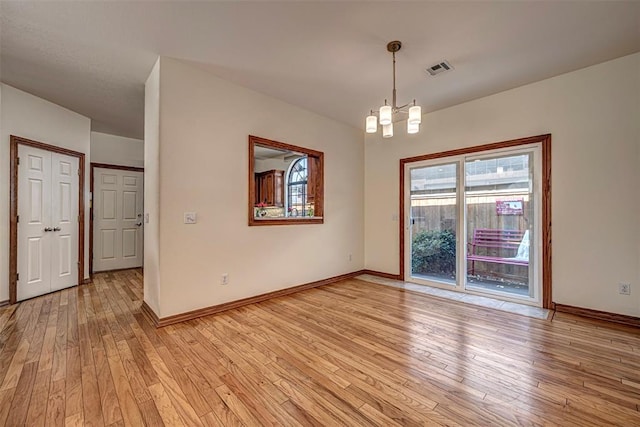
1,1,639,140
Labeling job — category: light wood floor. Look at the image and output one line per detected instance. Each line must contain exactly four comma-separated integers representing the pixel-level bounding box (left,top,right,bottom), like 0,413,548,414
1,270,639,426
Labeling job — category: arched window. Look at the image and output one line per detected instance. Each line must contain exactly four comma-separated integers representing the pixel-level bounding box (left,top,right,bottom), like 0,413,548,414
287,157,308,216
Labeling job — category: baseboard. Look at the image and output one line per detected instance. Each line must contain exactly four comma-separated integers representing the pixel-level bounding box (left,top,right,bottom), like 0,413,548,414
141,301,161,327
0,300,9,308
360,269,403,281
82,278,92,285
152,270,365,328
554,303,640,328
94,267,143,275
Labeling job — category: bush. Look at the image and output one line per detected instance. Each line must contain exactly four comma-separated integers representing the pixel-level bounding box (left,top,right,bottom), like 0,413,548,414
411,229,456,276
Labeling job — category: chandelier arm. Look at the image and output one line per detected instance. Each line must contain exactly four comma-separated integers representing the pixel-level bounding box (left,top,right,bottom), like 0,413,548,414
395,102,414,111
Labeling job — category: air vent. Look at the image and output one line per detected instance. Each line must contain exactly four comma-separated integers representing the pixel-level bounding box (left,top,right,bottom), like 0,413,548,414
426,60,454,76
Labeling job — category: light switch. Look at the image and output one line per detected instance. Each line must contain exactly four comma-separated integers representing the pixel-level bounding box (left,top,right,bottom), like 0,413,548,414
184,212,197,224
144,213,150,224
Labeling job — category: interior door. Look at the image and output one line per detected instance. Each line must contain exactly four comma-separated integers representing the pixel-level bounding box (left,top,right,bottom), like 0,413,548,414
93,168,144,272
50,153,79,291
17,146,79,300
17,146,52,300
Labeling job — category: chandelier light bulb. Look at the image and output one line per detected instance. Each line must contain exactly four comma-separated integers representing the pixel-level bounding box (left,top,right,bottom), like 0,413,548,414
365,115,378,133
382,123,394,138
407,121,419,134
408,105,422,125
379,105,392,126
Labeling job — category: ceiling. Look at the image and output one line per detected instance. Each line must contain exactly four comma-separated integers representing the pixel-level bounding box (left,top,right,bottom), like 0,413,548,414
254,145,297,161
1,2,639,140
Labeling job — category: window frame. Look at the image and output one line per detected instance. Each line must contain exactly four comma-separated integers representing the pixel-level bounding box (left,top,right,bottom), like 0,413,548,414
399,134,552,308
248,135,324,226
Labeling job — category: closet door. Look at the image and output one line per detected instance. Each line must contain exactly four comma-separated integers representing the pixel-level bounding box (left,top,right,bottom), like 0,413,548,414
17,146,53,301
17,145,80,301
50,153,79,292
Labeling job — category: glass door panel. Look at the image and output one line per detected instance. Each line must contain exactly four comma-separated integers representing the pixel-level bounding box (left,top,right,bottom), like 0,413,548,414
464,153,534,297
410,163,458,285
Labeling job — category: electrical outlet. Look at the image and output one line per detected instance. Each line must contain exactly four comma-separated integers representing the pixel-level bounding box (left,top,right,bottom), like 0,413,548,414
619,283,631,295
221,274,229,285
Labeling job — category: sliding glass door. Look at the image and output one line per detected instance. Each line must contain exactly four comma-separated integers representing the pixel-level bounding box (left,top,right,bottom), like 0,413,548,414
464,152,535,299
408,163,459,286
405,145,542,305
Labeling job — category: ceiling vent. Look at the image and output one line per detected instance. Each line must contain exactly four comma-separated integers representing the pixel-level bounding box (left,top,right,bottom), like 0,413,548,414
426,60,454,77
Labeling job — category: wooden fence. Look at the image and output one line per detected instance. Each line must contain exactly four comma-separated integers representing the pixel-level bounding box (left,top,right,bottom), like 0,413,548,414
410,195,530,281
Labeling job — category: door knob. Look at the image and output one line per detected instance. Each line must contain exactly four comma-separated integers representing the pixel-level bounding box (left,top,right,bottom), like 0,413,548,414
53,227,61,232
44,227,53,232
136,222,142,227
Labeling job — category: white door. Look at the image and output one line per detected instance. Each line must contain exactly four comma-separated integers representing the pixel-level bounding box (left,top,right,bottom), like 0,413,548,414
50,153,79,291
17,145,79,301
93,168,144,272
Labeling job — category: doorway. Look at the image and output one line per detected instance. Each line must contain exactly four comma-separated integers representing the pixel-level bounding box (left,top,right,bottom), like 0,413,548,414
90,163,144,274
401,135,551,308
9,136,85,303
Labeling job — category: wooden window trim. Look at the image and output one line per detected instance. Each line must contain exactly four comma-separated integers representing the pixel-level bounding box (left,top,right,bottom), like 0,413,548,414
248,135,324,226
399,134,552,308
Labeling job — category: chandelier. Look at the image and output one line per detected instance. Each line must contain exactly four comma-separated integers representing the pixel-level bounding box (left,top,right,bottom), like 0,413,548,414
365,41,421,138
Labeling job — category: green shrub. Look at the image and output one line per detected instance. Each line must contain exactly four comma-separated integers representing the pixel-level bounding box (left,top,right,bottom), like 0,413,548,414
411,229,456,276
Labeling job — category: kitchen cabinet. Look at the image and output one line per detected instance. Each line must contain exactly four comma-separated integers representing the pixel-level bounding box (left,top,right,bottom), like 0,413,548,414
255,169,284,207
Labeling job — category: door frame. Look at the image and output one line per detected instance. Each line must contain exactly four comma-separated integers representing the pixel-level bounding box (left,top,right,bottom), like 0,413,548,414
9,135,86,304
89,163,144,275
399,134,552,308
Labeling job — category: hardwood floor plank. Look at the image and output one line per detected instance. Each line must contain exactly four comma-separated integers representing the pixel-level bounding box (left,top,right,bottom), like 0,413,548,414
154,345,213,418
182,365,244,427
1,270,639,426
45,379,66,427
106,355,145,426
215,383,263,426
25,368,52,426
0,337,30,390
0,387,15,425
81,362,105,427
114,339,152,404
51,303,68,382
64,346,83,420
93,346,123,425
5,361,38,426
146,385,180,426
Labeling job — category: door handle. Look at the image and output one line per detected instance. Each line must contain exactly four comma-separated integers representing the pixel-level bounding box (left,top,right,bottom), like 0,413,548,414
44,227,53,232
136,222,142,227
53,227,61,232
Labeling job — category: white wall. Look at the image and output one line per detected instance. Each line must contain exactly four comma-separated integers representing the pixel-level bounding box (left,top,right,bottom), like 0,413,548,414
91,131,144,167
0,84,91,301
365,53,640,317
147,57,364,318
143,59,161,315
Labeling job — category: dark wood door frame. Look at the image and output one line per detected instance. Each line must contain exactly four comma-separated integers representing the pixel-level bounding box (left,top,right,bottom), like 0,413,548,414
399,134,552,308
9,135,86,304
89,163,144,275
